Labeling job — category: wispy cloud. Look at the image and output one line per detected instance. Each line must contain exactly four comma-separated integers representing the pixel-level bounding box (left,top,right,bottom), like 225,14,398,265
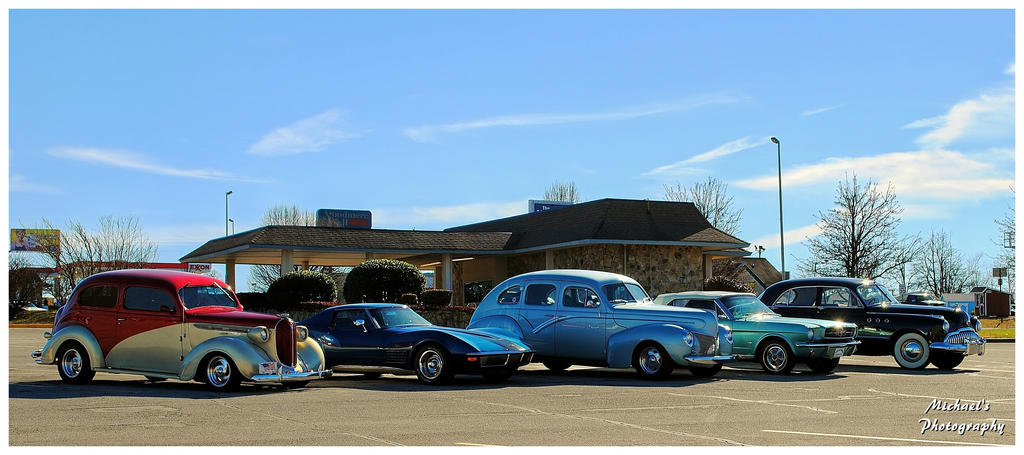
10,174,62,194
735,149,1013,201
146,224,227,244
403,94,741,141
48,147,268,183
372,200,527,229
248,109,359,156
903,89,1014,148
748,224,824,250
1005,62,1015,75
801,104,842,117
644,137,765,177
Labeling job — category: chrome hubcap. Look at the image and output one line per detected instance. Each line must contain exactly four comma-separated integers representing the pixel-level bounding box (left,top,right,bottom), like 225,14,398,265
206,356,232,387
61,348,82,378
764,345,788,371
901,340,924,362
418,350,443,380
639,346,663,374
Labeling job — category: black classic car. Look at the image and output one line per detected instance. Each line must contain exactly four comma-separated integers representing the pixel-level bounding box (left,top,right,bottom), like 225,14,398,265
760,278,985,370
301,304,533,385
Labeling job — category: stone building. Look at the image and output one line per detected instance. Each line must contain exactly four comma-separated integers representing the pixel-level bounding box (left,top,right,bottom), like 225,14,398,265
181,198,750,302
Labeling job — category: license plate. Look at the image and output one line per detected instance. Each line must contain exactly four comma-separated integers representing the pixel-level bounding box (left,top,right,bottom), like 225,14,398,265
259,362,279,374
832,348,845,358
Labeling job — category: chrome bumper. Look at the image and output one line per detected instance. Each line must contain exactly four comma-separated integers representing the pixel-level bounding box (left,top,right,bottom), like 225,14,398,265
684,355,734,365
930,329,986,356
796,340,861,348
251,368,332,383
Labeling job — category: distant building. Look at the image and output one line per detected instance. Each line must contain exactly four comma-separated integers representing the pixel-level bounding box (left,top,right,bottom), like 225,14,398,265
711,257,782,294
970,286,1013,317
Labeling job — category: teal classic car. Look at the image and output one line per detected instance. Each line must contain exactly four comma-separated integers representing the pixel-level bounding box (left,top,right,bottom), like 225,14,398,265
653,291,859,374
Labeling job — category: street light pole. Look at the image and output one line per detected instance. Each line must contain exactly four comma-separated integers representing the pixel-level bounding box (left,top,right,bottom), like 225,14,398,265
229,218,235,235
770,137,785,279
225,190,233,236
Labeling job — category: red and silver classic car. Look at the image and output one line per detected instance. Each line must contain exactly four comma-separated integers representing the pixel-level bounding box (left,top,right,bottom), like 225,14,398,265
32,269,331,391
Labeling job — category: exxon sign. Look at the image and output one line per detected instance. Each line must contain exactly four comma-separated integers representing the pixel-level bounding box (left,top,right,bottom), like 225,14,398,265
316,209,372,229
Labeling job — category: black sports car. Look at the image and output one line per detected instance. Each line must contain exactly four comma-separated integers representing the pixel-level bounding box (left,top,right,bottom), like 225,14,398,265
301,303,533,384
760,278,985,370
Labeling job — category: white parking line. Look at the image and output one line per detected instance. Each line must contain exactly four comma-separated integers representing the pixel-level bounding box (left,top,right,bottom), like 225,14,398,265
761,430,1008,446
667,393,839,414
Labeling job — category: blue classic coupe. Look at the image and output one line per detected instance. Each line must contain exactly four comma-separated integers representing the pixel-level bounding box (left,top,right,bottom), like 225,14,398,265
302,304,533,385
467,270,734,379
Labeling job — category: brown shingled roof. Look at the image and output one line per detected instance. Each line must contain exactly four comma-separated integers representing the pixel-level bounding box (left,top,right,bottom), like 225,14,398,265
446,198,747,249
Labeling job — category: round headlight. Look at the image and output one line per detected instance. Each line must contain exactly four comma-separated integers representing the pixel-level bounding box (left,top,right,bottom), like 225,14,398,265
684,332,694,347
807,329,816,340
248,326,270,343
942,319,950,332
296,326,309,341
720,325,733,343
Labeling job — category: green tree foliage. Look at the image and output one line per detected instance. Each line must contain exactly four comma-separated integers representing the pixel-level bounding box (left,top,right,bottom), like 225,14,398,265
421,289,453,306
342,259,425,303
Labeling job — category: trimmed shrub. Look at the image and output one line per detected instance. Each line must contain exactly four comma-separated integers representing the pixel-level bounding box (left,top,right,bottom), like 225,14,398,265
421,288,453,306
399,293,418,306
267,270,338,307
464,280,493,304
703,275,754,293
236,292,270,311
342,259,426,303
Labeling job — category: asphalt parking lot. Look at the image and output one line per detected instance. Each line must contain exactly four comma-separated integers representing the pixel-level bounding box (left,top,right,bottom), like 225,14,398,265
8,328,1015,446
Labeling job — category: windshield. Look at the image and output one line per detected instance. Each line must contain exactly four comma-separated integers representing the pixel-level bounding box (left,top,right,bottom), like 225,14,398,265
602,283,651,304
178,285,239,309
721,295,776,318
373,307,432,328
856,284,899,306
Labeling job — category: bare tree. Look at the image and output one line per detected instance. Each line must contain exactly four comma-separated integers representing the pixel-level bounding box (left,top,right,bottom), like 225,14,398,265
544,181,580,203
663,176,743,236
911,230,985,298
38,215,159,304
9,254,46,316
248,204,335,292
799,174,919,280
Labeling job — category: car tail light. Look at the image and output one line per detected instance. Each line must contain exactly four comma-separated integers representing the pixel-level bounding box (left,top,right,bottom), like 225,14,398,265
275,318,296,367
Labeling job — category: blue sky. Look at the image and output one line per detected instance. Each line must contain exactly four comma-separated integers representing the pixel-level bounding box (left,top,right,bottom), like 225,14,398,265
8,9,1016,292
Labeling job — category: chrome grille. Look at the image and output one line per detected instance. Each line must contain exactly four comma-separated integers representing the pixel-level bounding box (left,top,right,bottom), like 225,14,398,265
945,330,981,345
694,333,717,355
825,327,856,338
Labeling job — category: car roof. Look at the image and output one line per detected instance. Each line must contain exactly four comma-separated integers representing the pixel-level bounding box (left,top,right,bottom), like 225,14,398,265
81,269,227,289
509,269,639,286
768,277,875,287
658,291,753,299
326,303,406,311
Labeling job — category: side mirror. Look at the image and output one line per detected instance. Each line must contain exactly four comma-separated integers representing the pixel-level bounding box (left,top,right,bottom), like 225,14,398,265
354,319,367,333
586,296,601,308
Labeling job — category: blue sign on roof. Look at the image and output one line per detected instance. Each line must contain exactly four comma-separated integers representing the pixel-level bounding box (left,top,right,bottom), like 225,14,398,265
316,209,372,229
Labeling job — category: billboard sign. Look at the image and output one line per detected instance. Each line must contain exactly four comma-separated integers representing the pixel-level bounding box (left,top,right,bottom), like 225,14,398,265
316,209,372,229
187,263,212,274
528,200,573,213
10,229,60,252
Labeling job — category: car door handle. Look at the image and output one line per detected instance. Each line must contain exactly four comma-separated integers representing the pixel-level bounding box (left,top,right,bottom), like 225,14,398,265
116,318,126,323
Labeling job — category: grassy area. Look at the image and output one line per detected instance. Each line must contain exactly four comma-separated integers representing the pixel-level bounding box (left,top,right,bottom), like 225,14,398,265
980,317,1015,329
980,328,1014,339
10,310,57,325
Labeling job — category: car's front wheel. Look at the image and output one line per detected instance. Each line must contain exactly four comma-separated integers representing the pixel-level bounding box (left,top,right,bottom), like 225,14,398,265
414,345,454,385
57,342,95,385
892,332,930,369
929,351,965,370
633,342,675,379
758,340,795,374
806,358,840,374
202,354,241,392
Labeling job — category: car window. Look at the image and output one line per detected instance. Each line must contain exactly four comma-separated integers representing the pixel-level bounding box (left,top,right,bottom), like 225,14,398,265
821,287,858,308
524,284,557,306
497,285,521,305
773,287,817,306
668,298,688,307
684,299,718,314
602,283,650,303
562,286,600,308
123,287,176,313
78,285,118,308
333,309,371,332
